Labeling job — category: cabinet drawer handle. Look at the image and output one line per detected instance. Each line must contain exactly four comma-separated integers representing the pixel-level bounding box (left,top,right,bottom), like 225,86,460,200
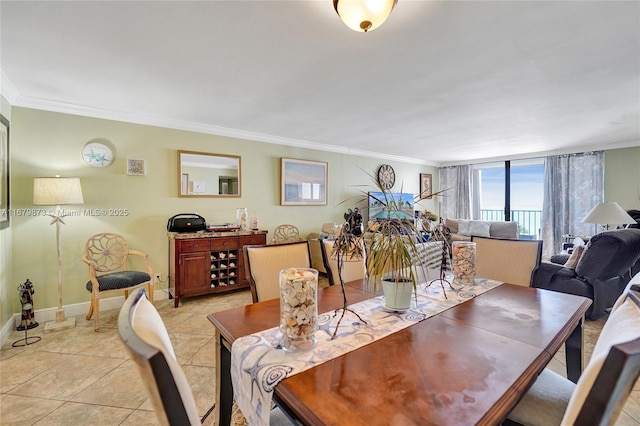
192,244,199,248
223,241,229,246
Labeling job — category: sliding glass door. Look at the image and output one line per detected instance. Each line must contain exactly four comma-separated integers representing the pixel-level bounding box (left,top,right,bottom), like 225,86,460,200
472,159,544,239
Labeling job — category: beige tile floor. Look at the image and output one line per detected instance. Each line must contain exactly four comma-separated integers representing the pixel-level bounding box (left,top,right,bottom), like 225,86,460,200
1,286,639,425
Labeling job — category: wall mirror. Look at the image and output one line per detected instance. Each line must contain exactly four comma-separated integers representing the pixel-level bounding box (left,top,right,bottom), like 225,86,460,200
178,150,241,197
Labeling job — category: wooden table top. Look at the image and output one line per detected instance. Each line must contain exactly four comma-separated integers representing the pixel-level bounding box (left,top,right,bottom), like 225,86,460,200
208,281,591,426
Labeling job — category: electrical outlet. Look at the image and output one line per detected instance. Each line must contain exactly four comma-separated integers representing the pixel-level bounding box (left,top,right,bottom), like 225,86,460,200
154,273,162,283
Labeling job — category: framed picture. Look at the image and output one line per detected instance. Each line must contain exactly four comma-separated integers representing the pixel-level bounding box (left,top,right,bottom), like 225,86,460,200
0,114,9,230
280,158,328,206
126,158,146,176
420,173,432,199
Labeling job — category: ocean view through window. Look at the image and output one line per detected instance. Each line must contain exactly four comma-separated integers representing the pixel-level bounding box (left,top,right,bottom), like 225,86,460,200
473,159,544,239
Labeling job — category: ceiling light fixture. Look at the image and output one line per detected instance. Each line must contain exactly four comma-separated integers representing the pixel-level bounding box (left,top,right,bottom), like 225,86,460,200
333,0,397,33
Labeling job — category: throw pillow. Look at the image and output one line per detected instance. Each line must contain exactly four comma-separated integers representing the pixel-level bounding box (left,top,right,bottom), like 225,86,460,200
564,244,585,269
469,221,491,237
458,220,470,236
491,221,519,239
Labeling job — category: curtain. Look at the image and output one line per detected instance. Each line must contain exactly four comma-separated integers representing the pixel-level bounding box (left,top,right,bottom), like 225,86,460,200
439,165,471,220
540,151,604,259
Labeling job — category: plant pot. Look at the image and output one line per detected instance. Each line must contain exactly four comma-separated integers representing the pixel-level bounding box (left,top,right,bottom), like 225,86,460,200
381,277,414,310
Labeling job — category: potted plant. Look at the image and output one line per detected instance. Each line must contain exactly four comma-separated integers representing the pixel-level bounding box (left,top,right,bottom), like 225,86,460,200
361,181,432,310
336,172,448,312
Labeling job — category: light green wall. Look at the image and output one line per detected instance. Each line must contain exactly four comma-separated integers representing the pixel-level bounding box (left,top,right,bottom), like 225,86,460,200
8,107,440,315
0,96,12,327
605,146,640,209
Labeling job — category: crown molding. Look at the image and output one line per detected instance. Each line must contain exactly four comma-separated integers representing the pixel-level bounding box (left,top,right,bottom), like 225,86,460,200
10,95,434,166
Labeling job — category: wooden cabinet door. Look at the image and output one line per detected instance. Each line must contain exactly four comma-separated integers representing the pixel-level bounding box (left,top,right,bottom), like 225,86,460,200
179,252,211,295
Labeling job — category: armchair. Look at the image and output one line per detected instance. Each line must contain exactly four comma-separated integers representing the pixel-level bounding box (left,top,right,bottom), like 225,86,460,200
84,233,154,331
532,228,640,319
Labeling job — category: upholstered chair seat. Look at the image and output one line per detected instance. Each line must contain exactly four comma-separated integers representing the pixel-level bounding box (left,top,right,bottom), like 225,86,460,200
86,270,150,292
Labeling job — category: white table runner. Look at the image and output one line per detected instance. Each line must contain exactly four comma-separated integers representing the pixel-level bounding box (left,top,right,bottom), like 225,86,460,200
231,275,503,425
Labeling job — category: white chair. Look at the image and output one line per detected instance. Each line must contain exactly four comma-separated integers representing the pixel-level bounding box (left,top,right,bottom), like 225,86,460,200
271,224,303,244
506,285,640,425
118,288,293,425
471,236,542,286
244,241,312,302
320,238,365,287
118,288,204,425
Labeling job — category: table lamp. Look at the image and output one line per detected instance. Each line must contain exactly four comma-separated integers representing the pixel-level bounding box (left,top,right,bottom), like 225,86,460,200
581,201,635,232
33,176,84,333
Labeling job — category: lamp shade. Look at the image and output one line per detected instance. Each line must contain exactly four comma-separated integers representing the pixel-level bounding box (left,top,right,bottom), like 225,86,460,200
333,0,397,32
33,177,84,206
581,202,635,225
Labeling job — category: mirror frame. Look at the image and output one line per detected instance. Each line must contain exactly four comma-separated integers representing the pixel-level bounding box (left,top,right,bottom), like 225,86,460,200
178,150,242,198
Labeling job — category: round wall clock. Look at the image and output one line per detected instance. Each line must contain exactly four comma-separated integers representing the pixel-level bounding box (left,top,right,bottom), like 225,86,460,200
82,141,114,168
377,164,395,190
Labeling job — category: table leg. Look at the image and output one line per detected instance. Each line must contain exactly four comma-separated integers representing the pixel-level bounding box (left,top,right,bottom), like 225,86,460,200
216,330,234,426
565,319,584,383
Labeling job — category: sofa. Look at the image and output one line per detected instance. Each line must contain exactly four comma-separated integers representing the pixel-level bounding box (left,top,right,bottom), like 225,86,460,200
532,228,640,319
444,218,520,242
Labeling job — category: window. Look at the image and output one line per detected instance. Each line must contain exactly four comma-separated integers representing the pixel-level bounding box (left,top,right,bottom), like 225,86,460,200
472,159,544,239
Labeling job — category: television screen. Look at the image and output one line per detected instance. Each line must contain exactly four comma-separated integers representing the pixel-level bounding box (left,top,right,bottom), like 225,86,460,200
367,192,414,222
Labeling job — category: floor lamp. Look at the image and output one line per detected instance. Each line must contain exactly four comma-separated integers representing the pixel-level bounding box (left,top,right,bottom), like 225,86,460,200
33,176,84,333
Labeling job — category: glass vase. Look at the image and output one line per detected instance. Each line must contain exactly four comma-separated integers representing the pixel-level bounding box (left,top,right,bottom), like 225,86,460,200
236,208,248,231
452,241,476,286
279,268,318,352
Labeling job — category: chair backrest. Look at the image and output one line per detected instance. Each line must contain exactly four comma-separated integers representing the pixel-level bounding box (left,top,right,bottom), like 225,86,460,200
118,288,200,426
271,224,302,244
471,236,542,286
244,241,312,302
410,241,451,270
85,233,130,272
564,285,640,425
320,238,365,287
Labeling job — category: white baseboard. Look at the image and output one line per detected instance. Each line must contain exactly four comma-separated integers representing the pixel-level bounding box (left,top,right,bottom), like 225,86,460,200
1,288,169,347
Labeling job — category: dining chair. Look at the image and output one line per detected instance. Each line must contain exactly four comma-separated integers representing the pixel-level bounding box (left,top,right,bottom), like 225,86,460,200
471,236,542,286
506,285,640,425
271,224,303,244
83,232,154,331
244,241,312,302
118,288,293,426
320,238,365,287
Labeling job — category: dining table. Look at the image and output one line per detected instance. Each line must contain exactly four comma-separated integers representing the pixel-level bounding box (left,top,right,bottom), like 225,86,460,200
207,278,591,425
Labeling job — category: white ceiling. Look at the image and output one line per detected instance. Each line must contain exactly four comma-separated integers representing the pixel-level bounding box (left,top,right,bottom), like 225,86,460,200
1,1,639,166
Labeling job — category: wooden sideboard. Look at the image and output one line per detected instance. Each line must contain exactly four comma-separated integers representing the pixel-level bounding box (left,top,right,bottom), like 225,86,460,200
168,231,267,307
